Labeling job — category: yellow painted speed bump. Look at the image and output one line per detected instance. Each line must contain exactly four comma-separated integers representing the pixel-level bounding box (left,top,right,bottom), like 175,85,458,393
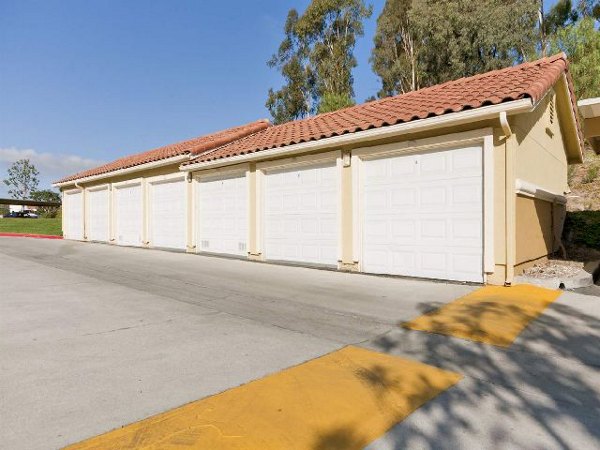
64,346,461,450
403,284,562,347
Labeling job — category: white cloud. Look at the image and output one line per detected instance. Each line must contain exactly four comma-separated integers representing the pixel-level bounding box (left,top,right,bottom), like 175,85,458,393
0,147,104,196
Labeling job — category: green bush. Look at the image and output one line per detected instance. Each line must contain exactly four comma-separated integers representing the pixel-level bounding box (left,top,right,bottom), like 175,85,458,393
39,207,60,219
564,211,600,249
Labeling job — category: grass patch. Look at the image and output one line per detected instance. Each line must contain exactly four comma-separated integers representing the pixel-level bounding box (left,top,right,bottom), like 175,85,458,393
0,218,62,236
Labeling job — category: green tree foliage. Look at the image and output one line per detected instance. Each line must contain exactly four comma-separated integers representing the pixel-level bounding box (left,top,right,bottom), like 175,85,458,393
296,0,373,102
540,0,599,56
266,1,372,123
31,189,62,218
371,0,420,96
543,1,600,99
372,0,539,96
551,17,600,99
318,92,355,114
544,0,580,35
3,159,39,200
575,0,600,19
266,10,314,124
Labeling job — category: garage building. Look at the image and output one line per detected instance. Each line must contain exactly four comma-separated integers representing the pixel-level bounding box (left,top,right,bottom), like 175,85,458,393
54,54,584,286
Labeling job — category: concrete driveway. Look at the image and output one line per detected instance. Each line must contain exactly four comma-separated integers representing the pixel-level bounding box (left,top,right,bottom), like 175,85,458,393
1,238,599,449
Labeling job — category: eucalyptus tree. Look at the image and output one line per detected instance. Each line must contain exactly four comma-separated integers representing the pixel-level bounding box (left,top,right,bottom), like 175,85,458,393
371,0,539,97
266,0,372,122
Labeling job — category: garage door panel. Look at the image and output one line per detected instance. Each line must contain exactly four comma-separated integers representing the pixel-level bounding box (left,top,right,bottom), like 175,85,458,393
391,189,416,207
452,219,482,240
453,147,482,172
421,219,447,239
452,183,482,205
115,184,142,247
391,251,416,271
421,153,447,174
362,146,483,282
421,186,447,206
391,157,417,177
88,189,109,242
197,173,248,257
264,162,338,266
453,253,482,274
65,191,84,240
150,179,186,250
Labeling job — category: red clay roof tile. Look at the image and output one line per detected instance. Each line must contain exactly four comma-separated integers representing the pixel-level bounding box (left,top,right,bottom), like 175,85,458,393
55,119,270,183
58,54,582,183
188,54,581,165
186,53,580,165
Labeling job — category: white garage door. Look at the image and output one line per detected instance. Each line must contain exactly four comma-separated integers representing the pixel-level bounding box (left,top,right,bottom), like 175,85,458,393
149,178,186,250
114,183,142,247
264,161,338,266
362,146,483,282
88,188,109,242
197,172,247,256
64,190,84,240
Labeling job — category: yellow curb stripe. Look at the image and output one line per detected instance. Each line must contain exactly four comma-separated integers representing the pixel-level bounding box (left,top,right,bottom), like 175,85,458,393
403,284,562,347
64,346,462,450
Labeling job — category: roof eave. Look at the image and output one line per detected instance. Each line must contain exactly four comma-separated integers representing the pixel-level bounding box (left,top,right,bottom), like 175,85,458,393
556,73,585,164
578,97,600,155
180,98,534,172
53,154,191,188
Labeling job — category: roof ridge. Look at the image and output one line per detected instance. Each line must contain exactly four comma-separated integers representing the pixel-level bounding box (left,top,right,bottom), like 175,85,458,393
188,53,578,165
434,53,567,87
260,54,568,133
189,125,272,160
55,119,270,184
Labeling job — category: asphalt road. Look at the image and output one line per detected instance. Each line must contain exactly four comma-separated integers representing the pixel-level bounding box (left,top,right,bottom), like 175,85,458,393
1,238,599,449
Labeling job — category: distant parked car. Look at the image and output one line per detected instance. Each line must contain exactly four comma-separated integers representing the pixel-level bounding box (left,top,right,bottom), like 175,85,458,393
2,211,38,219
23,210,38,218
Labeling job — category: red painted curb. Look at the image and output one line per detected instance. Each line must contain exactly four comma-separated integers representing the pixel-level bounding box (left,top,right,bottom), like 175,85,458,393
0,233,63,240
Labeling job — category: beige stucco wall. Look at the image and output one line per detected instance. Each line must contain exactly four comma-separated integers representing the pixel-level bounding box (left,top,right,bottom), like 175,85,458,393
512,92,569,194
511,92,571,274
515,195,554,267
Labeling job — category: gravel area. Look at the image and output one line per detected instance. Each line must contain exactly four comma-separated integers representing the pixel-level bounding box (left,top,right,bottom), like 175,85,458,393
523,260,584,279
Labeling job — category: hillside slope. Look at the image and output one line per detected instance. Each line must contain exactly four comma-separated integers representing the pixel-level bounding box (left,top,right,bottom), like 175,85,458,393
567,147,600,211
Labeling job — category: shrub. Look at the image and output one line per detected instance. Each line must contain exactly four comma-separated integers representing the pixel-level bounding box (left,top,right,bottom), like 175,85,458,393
563,211,600,250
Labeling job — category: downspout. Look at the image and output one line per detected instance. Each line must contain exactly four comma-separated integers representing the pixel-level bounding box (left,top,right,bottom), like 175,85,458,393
74,181,87,240
499,112,516,286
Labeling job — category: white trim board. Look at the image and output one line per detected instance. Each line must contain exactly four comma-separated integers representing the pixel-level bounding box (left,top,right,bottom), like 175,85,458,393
53,155,190,187
515,179,567,204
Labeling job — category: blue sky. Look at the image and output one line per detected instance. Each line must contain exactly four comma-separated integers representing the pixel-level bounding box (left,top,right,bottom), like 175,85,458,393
0,1,556,195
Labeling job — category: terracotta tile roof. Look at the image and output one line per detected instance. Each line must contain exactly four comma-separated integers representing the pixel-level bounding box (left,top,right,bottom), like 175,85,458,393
55,119,271,183
190,53,581,164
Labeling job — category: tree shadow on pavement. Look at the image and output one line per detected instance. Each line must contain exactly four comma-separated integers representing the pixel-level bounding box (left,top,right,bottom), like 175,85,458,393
311,294,600,449
362,297,600,449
